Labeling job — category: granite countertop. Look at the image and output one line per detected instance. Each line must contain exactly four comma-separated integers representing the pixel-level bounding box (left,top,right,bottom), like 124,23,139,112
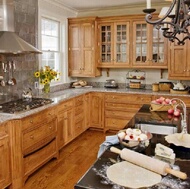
0,87,189,123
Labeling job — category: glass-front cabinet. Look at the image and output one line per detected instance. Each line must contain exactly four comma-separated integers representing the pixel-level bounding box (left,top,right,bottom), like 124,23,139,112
98,22,130,68
132,21,167,68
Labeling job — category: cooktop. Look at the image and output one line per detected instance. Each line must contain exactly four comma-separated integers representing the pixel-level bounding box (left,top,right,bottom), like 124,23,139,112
0,98,53,114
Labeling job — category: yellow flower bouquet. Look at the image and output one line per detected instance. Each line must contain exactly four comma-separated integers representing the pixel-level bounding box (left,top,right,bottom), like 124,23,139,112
34,66,60,93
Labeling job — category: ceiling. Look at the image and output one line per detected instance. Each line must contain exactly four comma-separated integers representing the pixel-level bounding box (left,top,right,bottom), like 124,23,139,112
55,0,163,11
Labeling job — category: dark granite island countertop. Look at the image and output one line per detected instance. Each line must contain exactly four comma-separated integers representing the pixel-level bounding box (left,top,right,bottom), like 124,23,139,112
74,104,190,189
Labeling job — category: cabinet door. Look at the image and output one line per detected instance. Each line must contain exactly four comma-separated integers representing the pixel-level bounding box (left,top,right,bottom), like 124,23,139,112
168,37,190,80
133,21,149,66
68,23,82,76
84,93,90,129
0,135,11,188
98,23,114,66
132,21,167,68
114,22,130,66
57,109,74,149
81,22,95,76
90,93,103,128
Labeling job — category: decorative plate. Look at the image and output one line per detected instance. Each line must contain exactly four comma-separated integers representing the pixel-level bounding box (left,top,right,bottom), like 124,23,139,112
165,133,190,148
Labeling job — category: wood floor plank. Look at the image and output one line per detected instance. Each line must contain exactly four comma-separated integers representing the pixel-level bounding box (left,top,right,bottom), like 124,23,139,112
23,129,108,189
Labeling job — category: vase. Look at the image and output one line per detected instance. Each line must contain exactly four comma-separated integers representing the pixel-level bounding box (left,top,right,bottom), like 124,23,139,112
43,83,50,93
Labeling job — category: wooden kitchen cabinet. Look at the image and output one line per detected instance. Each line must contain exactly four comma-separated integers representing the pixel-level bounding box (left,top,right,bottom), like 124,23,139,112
168,38,190,80
84,93,90,129
57,99,74,150
132,18,167,68
97,17,131,68
10,108,58,189
104,93,152,131
68,17,101,77
0,122,11,189
74,95,86,137
90,92,104,128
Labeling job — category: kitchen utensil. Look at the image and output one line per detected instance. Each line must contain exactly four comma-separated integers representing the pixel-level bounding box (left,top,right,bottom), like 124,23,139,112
0,62,5,86
173,81,185,90
110,147,187,180
104,79,118,88
8,61,14,85
11,61,16,84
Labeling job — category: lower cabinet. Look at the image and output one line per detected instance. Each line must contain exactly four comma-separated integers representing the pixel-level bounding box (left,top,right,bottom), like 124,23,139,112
104,93,152,131
10,108,59,189
90,92,104,129
0,122,11,189
57,99,74,149
74,95,86,137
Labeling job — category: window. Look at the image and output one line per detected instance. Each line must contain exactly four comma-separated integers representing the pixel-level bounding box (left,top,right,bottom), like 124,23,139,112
41,17,61,83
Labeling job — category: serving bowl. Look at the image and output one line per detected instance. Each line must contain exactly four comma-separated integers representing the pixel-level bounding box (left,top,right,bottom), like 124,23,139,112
117,128,152,148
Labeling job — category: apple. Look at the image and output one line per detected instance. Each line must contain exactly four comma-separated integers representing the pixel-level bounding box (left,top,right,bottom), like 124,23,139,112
168,108,174,114
156,99,162,104
162,101,168,105
159,97,165,101
151,100,158,104
171,100,177,105
165,98,171,104
173,109,180,117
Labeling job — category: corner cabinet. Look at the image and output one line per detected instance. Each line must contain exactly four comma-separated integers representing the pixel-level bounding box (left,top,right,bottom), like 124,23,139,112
97,19,131,68
68,17,101,77
168,38,190,80
132,20,168,68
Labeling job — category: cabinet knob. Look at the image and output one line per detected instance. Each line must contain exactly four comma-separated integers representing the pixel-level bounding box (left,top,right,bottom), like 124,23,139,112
30,135,34,139
49,126,52,130
30,120,33,123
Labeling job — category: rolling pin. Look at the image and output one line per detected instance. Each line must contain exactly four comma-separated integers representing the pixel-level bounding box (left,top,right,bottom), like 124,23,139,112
110,147,187,180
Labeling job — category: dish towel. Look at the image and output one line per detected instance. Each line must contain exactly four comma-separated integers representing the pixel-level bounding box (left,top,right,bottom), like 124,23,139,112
97,135,119,158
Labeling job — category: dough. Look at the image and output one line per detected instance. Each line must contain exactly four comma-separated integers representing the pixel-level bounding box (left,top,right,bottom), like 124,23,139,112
106,161,162,189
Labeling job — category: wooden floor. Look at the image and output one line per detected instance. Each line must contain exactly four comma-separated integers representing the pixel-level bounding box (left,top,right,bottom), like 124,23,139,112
23,129,109,189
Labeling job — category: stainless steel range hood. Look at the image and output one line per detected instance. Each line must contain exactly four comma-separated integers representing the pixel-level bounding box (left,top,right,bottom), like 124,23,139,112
0,0,42,54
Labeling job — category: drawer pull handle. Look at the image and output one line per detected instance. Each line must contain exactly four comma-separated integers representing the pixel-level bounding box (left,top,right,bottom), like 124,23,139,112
30,135,34,139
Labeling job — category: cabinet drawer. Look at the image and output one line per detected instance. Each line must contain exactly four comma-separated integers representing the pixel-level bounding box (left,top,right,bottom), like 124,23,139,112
105,103,140,111
24,139,57,175
74,119,84,136
105,94,151,104
58,99,73,113
75,95,84,106
22,117,57,156
105,118,129,130
105,110,136,119
22,108,55,131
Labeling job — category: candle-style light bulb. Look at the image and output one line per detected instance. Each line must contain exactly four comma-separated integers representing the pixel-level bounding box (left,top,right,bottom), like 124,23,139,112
146,0,151,9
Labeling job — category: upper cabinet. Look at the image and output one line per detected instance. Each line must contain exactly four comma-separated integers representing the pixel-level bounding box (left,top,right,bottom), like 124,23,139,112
97,20,130,68
68,17,101,77
132,20,168,68
168,35,190,80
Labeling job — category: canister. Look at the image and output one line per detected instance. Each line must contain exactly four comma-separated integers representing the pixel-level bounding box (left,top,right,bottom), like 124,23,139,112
152,83,159,92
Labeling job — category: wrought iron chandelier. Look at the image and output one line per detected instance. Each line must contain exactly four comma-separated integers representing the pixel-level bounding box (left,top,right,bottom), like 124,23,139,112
143,0,190,45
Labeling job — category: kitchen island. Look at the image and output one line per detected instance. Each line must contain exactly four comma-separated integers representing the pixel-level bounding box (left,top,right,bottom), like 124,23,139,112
74,104,190,189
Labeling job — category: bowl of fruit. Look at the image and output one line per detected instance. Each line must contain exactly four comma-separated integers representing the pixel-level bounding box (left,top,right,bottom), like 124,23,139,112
150,97,176,112
117,128,152,148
